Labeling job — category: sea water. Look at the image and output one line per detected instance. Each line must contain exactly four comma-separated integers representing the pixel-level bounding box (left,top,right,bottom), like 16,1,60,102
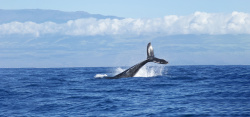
0,65,250,116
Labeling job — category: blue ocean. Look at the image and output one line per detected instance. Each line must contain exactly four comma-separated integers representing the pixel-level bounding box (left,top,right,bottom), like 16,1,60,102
0,65,250,117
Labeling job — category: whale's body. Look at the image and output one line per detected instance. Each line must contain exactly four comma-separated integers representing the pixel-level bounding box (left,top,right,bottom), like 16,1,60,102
107,43,168,79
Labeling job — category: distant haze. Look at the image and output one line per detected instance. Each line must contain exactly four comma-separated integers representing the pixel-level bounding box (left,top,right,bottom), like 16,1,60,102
0,9,250,67
0,9,121,24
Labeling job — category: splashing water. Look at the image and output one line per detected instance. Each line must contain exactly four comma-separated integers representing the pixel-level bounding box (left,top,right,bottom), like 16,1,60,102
113,66,165,77
95,66,165,78
134,65,165,77
94,74,107,78
114,67,125,75
94,67,124,78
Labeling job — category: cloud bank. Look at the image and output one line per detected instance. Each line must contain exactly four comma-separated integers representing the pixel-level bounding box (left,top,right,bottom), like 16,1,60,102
0,11,250,36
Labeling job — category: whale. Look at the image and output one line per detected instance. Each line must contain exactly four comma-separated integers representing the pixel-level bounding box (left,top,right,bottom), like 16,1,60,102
106,42,168,79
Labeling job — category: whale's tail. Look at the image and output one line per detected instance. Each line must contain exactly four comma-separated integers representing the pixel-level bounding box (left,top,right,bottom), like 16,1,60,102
147,43,168,64
105,42,167,79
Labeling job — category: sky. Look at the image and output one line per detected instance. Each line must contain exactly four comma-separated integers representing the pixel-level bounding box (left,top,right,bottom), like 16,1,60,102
0,0,250,67
1,0,250,18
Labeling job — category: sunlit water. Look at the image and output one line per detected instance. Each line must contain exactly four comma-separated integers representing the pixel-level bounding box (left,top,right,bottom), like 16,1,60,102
0,66,250,116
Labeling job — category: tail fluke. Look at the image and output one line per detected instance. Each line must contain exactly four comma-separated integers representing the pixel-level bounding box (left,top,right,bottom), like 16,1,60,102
147,42,168,64
152,57,168,64
147,42,154,58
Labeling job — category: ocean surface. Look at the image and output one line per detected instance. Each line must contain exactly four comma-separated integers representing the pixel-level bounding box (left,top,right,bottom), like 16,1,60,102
0,65,250,117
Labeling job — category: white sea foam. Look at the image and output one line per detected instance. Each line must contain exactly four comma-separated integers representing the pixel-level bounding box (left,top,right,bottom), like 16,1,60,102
95,66,165,78
114,65,165,78
134,66,164,77
94,74,107,78
114,67,125,75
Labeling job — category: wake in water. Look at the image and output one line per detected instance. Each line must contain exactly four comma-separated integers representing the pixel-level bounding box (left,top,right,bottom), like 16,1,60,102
94,65,165,78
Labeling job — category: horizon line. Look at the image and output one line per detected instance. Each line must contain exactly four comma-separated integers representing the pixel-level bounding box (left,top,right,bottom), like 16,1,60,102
0,65,249,69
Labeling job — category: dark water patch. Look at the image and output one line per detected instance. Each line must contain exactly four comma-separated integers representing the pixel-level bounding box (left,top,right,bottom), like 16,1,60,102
0,66,250,116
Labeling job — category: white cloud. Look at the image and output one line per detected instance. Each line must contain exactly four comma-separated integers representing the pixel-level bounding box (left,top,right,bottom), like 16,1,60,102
0,21,59,37
0,11,250,36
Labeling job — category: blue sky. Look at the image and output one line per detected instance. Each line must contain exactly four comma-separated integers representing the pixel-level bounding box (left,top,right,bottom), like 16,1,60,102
1,0,250,18
0,0,250,67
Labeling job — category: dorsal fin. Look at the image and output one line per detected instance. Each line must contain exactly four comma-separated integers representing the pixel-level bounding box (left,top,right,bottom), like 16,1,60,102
147,42,154,59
